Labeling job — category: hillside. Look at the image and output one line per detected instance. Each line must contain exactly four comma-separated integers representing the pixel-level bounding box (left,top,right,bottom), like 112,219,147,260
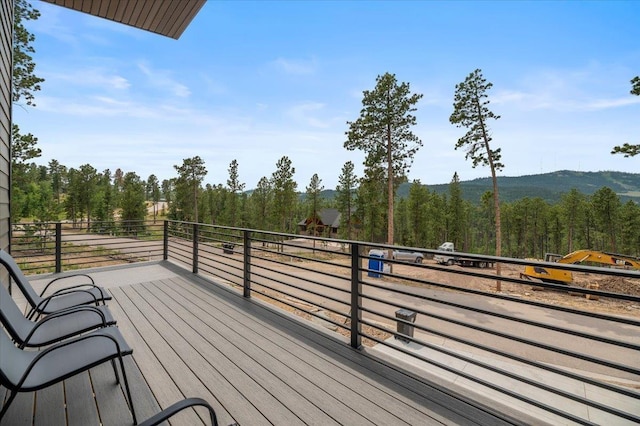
316,170,640,204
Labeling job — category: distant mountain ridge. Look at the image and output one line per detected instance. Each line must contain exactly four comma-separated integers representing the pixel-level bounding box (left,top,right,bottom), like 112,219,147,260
314,170,640,204
418,170,640,203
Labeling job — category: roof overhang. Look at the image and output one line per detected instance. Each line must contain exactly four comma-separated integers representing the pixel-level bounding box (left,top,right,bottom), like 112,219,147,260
41,0,206,39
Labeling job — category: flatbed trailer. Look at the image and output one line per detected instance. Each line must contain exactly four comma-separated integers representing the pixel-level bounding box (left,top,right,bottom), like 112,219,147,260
438,256,495,268
433,242,494,268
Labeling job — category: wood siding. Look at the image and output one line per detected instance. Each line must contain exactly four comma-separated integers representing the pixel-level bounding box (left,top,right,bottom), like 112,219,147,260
0,0,11,254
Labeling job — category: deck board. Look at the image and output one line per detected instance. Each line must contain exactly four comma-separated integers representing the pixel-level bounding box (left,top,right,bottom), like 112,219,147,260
89,361,132,426
64,373,101,426
106,293,196,425
0,391,33,425
2,262,534,426
164,275,478,424
115,267,522,426
120,357,165,426
34,383,66,426
109,286,211,425
138,279,344,425
151,276,436,425
114,284,239,425
119,283,275,426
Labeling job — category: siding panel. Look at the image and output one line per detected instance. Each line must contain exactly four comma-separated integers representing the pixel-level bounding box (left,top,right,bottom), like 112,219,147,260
0,0,12,254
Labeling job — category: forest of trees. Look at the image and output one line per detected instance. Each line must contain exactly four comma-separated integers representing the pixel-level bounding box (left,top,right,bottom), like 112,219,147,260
11,153,640,260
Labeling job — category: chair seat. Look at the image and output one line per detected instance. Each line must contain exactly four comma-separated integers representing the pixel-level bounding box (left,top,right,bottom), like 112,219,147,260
25,306,115,347
0,326,132,391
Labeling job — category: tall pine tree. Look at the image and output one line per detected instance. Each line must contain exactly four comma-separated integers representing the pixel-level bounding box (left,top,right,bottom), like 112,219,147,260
345,72,422,256
450,69,503,290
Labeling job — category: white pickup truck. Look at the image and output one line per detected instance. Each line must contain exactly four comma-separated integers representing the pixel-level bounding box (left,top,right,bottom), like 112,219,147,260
433,242,493,268
433,242,456,265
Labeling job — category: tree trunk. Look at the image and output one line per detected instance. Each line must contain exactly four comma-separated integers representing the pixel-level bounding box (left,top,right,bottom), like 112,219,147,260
480,126,501,290
491,171,502,291
194,184,198,223
387,122,394,266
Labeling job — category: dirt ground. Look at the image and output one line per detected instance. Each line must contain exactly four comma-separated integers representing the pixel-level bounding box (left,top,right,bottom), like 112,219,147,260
346,256,639,318
263,238,640,319
362,258,640,318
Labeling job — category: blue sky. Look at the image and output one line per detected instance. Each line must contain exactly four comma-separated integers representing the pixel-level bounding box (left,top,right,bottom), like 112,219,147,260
14,0,640,190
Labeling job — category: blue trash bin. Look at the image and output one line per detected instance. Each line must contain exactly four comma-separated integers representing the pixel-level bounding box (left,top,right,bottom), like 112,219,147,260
368,249,385,278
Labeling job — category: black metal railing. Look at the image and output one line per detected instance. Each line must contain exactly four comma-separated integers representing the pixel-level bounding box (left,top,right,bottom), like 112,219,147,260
11,220,640,425
163,220,640,425
11,220,164,274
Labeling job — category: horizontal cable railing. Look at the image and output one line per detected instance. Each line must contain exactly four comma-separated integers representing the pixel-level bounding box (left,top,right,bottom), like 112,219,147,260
161,221,640,425
12,220,640,424
11,221,164,274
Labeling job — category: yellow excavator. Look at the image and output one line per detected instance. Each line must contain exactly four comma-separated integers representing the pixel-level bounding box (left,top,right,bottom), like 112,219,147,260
521,250,640,285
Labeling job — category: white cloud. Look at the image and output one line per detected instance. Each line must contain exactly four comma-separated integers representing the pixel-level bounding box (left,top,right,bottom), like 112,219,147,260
201,75,228,96
583,96,640,110
271,57,317,75
493,88,640,113
137,62,191,98
286,102,330,128
109,75,131,90
42,67,131,91
35,95,153,118
491,65,640,113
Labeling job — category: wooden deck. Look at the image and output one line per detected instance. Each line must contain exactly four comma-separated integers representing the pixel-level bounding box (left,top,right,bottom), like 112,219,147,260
1,261,533,425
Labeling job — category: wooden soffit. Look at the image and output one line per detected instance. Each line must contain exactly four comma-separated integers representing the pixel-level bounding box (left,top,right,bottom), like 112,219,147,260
41,0,205,39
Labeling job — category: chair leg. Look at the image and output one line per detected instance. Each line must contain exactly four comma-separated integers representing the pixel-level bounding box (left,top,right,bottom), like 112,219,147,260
118,355,137,425
26,308,36,321
0,390,17,421
111,359,120,384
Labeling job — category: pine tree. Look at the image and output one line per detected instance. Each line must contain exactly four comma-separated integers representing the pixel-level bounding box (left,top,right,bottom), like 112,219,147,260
447,172,465,249
121,172,147,234
335,161,357,240
251,176,273,234
345,72,423,255
611,76,640,157
147,174,160,223
271,156,297,234
226,159,245,227
305,173,324,242
450,69,503,290
174,156,207,222
13,0,44,107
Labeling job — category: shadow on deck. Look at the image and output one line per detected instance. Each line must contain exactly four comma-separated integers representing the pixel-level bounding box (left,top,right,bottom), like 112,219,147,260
2,261,537,425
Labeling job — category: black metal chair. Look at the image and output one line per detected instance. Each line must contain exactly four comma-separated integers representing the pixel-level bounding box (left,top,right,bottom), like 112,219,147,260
0,249,111,320
0,325,137,423
0,280,115,348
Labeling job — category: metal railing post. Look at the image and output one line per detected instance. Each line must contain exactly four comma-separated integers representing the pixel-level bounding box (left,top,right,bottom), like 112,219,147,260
55,222,62,273
350,243,362,349
192,223,199,274
243,229,251,298
163,220,169,260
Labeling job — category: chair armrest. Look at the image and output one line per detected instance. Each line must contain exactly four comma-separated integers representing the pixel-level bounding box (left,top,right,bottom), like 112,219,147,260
27,288,99,320
21,306,110,348
48,283,106,299
138,398,219,426
41,273,96,296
